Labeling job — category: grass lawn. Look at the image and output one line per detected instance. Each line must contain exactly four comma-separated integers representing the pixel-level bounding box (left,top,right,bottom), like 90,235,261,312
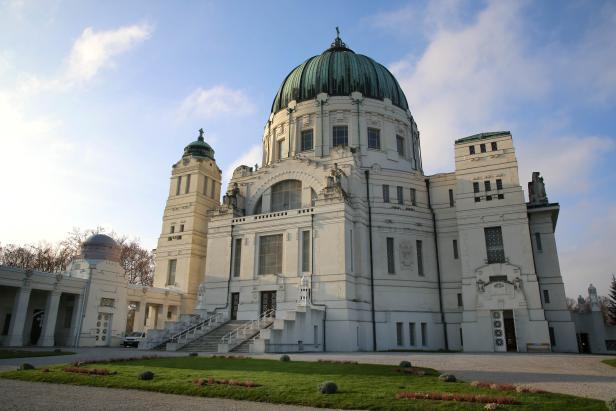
0,350,74,359
0,356,606,410
602,358,616,367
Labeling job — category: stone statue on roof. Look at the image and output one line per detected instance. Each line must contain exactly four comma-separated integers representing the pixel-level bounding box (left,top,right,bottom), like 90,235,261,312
528,172,548,205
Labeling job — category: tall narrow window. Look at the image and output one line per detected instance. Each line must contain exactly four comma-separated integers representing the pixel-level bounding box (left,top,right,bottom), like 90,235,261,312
460,328,464,346
484,226,505,263
535,232,543,252
203,176,208,195
485,180,492,191
301,129,313,151
410,188,417,206
397,186,404,205
473,182,480,193
396,135,405,156
421,322,427,346
543,289,551,304
549,326,556,346
167,259,177,286
382,185,390,203
387,237,395,274
457,293,463,307
368,128,380,149
449,189,454,207
416,240,424,276
496,179,503,190
179,224,184,232
277,140,284,160
185,173,191,194
176,176,182,196
332,125,348,147
170,225,175,234
211,181,216,198
491,141,498,151
480,143,486,153
258,234,283,275
233,238,242,277
409,323,416,345
469,145,475,155
453,239,459,259
301,230,310,272
396,322,404,345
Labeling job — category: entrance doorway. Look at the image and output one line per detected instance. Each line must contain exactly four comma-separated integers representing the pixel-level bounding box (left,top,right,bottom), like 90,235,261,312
503,310,517,352
578,333,591,353
30,309,44,345
95,313,112,346
230,293,240,320
260,291,276,317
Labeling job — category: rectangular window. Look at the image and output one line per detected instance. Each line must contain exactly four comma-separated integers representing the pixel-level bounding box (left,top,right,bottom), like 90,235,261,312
491,141,498,151
409,322,416,345
489,275,508,282
332,125,348,147
185,173,191,194
475,197,481,202
387,237,395,274
301,230,310,272
549,326,556,346
421,322,427,346
453,239,459,259
416,240,424,276
368,128,380,149
543,289,551,304
382,185,390,203
203,176,208,195
301,129,313,151
180,224,184,232
535,232,543,252
176,176,182,196
486,195,492,201
457,293,463,307
469,145,475,155
498,193,504,199
233,238,242,277
484,226,505,263
449,189,454,207
396,322,404,346
496,179,503,190
170,225,175,234
396,135,405,156
410,188,417,206
167,259,177,286
480,143,486,153
460,327,464,346
397,186,404,205
484,180,491,191
473,182,480,193
258,234,283,275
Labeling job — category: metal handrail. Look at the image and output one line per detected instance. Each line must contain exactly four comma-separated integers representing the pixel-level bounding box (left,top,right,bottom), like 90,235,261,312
220,308,275,347
169,311,227,344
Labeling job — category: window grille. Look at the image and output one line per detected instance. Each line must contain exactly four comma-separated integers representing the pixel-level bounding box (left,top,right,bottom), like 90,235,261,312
301,129,313,151
397,186,403,205
417,240,424,276
259,234,283,275
396,322,404,345
271,180,302,211
332,125,348,147
387,237,395,274
382,185,390,203
301,231,310,272
484,227,505,263
233,238,242,277
410,188,417,206
167,259,177,285
368,128,380,149
396,135,405,156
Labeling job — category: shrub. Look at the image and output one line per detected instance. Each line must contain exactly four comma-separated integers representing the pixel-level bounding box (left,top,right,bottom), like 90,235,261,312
138,371,154,380
484,404,499,410
396,391,518,405
606,398,616,411
319,381,338,394
399,360,412,368
188,352,198,357
63,367,114,375
19,363,35,370
42,368,50,373
439,374,456,382
279,354,290,362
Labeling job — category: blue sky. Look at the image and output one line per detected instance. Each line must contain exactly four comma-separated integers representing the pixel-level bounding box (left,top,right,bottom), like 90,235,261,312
1,0,615,297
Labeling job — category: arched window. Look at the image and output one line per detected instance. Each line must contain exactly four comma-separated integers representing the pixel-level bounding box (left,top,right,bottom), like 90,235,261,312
271,180,302,211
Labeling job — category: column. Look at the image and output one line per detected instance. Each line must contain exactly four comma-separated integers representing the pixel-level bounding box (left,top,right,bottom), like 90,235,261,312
145,304,156,330
6,286,32,347
133,300,146,332
69,293,83,347
39,290,62,346
160,304,169,329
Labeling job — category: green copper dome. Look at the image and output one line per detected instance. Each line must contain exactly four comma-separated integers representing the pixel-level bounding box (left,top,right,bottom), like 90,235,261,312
183,128,215,160
271,33,409,114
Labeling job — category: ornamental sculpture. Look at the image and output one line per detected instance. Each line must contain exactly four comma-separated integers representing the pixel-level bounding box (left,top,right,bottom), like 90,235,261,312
528,171,548,205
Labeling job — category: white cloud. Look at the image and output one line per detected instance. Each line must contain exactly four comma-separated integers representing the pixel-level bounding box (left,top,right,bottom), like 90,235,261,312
177,85,255,120
66,24,152,83
221,144,261,193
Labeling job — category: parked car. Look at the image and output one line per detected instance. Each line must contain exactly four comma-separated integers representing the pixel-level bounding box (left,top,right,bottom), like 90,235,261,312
123,331,146,347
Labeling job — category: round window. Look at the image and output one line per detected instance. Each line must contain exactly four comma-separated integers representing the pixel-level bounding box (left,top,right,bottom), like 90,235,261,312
494,320,502,328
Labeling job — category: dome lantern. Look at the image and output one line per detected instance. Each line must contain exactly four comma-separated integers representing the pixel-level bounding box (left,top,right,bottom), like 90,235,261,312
183,128,215,160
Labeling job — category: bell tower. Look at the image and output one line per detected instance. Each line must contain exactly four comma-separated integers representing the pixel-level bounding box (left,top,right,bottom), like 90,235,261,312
153,129,222,313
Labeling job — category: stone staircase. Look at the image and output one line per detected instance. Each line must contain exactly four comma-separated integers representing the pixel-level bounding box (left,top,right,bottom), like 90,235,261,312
180,320,249,352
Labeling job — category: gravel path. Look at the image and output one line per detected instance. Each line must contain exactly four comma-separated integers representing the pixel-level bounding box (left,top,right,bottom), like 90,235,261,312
0,379,338,411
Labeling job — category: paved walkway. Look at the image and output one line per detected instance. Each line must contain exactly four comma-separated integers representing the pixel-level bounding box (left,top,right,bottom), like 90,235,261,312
1,347,615,404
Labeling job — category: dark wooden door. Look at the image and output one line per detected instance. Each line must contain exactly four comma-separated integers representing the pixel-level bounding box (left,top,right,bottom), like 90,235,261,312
260,291,276,316
504,317,517,352
231,293,240,320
